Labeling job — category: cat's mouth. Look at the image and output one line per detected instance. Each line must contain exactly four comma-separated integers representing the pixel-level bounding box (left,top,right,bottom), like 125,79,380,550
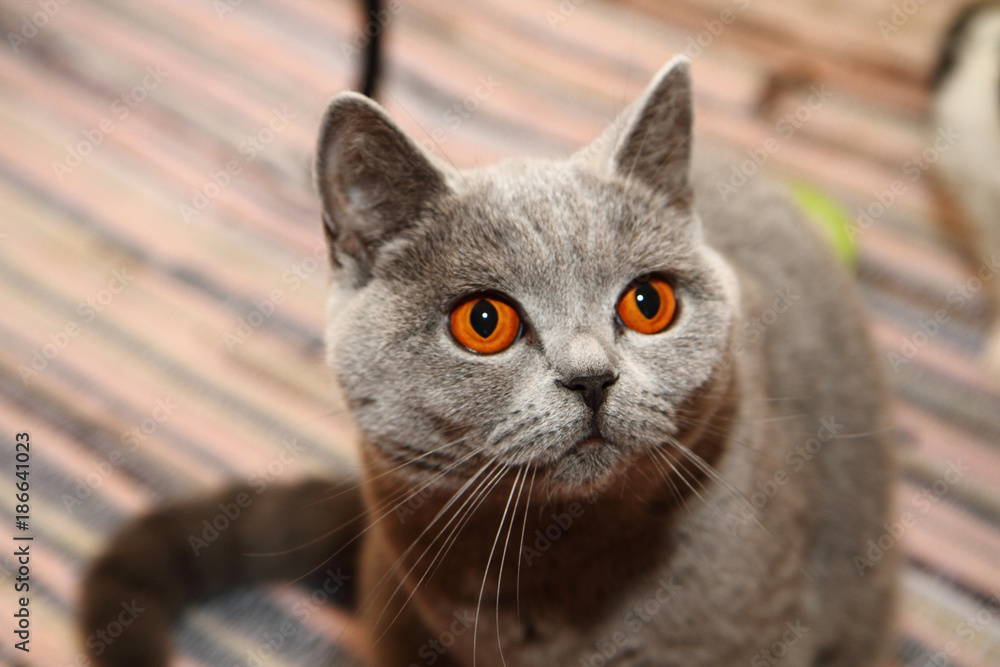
533,428,626,493
568,430,606,452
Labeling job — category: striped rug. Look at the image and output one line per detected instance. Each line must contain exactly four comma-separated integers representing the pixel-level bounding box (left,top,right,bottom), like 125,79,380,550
0,0,998,665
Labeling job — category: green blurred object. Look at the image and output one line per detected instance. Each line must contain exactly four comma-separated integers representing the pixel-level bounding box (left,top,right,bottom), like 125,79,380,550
788,180,859,269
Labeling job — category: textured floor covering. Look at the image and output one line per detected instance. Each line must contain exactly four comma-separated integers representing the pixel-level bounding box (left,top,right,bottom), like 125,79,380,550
0,0,999,665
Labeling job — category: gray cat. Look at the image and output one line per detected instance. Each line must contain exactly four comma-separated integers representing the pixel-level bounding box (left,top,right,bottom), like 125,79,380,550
81,57,896,666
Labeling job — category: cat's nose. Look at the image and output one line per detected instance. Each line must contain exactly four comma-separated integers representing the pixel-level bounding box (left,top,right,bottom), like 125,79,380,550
557,372,618,412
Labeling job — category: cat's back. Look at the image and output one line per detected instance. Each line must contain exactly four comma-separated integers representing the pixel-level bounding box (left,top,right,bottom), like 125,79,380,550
692,146,880,408
692,147,897,665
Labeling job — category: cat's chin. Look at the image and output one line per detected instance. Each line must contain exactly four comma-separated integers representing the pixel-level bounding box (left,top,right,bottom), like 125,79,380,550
540,436,627,497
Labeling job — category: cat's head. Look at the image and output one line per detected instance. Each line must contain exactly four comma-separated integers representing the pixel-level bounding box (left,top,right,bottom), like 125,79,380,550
316,57,738,498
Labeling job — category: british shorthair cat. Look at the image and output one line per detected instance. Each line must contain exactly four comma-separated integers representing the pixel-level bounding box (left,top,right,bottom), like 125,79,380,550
81,56,896,666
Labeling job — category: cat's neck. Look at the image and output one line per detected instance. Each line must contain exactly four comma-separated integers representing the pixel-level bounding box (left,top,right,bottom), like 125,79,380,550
357,364,739,603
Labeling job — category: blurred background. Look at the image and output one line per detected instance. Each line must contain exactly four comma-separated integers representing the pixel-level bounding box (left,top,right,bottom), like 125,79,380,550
1,0,999,665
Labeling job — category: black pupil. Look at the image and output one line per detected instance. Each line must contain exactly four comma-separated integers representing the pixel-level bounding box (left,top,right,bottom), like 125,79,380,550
634,282,660,320
470,299,498,338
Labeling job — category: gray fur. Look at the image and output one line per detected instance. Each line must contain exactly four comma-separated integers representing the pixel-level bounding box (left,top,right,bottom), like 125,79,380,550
320,58,896,665
79,57,895,666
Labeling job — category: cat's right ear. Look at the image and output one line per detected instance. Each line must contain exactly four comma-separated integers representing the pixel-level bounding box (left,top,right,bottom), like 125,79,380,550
315,93,452,280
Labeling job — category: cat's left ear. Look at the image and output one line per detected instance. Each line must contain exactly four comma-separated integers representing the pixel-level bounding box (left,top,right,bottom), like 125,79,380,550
604,56,694,202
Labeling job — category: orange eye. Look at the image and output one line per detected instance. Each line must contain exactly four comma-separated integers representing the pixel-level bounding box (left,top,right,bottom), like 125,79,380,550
450,296,521,354
617,277,676,334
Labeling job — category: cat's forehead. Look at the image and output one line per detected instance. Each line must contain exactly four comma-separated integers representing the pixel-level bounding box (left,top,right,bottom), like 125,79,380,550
425,163,696,290
459,165,624,241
